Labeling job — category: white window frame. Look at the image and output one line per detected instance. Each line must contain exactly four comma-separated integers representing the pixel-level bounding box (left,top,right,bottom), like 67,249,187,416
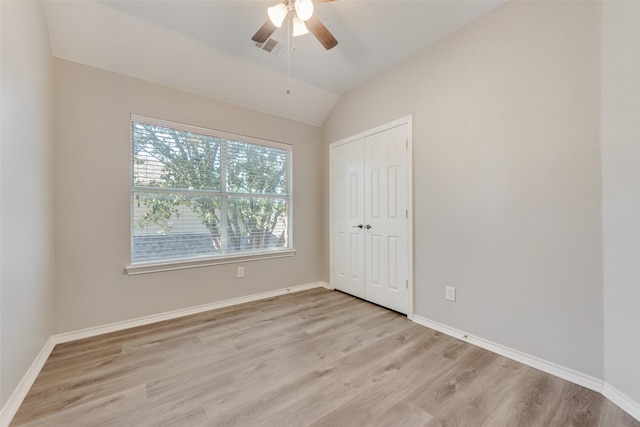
126,114,294,275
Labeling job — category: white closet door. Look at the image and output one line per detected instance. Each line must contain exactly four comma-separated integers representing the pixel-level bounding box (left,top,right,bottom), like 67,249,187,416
330,119,412,315
330,139,365,299
363,124,409,314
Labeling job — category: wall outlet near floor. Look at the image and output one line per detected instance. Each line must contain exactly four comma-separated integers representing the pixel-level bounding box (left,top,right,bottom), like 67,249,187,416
445,286,456,302
237,266,245,278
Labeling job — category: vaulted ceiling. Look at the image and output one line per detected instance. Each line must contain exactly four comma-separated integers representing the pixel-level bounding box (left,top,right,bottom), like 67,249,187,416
42,0,505,126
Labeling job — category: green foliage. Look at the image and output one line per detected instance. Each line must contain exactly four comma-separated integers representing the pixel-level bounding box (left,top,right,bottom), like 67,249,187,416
134,193,184,235
226,141,288,195
227,197,287,252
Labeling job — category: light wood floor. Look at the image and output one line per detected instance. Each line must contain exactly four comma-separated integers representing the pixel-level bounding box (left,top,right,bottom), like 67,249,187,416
11,288,639,427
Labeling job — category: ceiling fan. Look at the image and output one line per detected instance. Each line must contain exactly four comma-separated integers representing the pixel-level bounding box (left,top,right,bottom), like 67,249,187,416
252,0,338,50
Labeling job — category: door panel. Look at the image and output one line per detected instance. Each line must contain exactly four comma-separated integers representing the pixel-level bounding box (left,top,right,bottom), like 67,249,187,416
364,124,408,313
330,139,365,299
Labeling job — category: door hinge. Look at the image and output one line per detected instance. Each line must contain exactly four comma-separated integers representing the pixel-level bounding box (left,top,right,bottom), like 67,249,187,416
406,210,408,219
406,139,408,149
406,280,408,289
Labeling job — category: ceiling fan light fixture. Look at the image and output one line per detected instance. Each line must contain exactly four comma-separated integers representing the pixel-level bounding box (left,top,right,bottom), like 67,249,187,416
294,0,314,21
292,16,309,37
268,3,288,28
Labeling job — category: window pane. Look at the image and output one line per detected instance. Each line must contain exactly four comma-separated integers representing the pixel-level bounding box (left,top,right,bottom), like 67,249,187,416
131,117,293,266
226,197,289,253
132,192,222,263
226,140,290,195
133,122,222,191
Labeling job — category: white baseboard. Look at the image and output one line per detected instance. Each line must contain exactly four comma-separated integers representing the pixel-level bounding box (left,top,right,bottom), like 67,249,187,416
412,315,604,392
412,315,640,422
0,338,56,427
52,281,330,345
603,383,640,422
0,281,330,427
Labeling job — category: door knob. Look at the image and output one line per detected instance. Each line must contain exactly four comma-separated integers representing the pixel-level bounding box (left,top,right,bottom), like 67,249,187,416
352,224,364,229
365,224,372,230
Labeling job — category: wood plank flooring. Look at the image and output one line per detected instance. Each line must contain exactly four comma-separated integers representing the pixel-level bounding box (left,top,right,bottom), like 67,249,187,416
10,288,640,427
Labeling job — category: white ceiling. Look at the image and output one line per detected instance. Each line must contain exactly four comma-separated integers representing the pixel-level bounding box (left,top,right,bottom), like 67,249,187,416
42,0,505,126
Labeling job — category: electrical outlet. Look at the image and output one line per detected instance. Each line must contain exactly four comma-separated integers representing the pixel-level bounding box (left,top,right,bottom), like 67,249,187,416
445,286,456,302
237,266,245,278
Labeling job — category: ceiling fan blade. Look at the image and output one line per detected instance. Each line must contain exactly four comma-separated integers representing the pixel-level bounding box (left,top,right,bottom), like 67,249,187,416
306,15,338,50
252,20,277,44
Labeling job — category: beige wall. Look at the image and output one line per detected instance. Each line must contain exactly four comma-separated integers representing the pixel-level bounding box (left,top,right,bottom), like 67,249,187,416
0,0,55,408
53,59,325,334
324,1,604,378
602,0,640,406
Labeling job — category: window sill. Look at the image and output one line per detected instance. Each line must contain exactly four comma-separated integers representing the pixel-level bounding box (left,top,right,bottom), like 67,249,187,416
125,249,296,276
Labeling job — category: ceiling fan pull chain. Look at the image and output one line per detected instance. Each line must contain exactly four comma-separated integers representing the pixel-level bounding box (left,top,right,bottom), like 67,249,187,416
287,13,291,95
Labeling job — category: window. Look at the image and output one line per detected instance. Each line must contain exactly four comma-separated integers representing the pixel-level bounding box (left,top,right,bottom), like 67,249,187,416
130,115,292,268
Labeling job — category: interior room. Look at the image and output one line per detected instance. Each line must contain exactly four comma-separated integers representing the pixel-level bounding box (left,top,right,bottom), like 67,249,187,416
2,0,639,425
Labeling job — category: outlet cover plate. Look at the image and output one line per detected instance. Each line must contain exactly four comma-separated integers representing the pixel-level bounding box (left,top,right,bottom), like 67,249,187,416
445,286,456,302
